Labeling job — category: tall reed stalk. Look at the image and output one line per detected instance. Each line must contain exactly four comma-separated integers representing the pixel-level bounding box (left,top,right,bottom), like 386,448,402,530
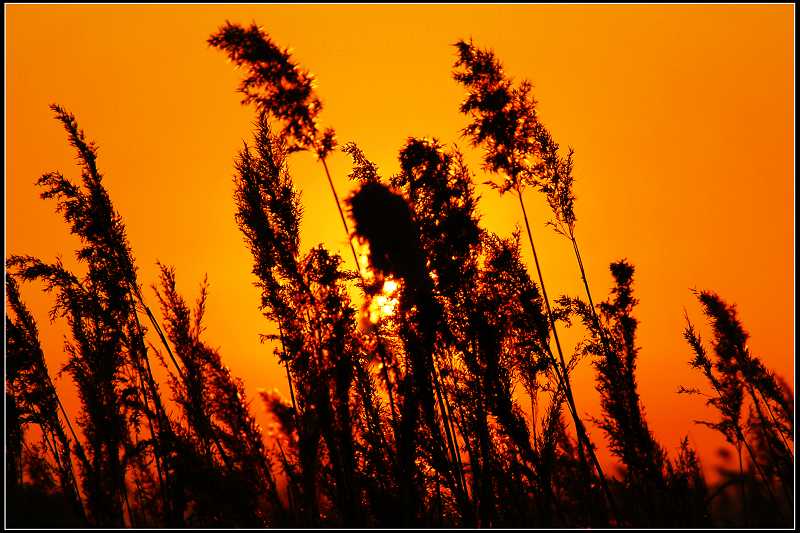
452,39,618,522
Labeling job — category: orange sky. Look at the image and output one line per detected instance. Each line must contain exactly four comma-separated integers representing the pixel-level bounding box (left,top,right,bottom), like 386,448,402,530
6,4,794,478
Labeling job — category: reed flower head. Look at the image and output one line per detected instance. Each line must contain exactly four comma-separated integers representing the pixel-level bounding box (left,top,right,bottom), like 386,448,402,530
453,39,541,192
347,181,421,282
209,22,336,158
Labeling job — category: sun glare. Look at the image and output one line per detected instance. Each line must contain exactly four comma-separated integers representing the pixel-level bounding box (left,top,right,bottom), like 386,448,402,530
368,278,400,323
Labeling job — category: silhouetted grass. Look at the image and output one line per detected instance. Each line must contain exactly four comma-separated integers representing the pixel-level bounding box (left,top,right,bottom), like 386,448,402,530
4,23,793,529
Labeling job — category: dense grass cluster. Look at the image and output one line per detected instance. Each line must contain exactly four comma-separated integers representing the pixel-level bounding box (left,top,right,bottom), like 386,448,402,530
5,22,793,528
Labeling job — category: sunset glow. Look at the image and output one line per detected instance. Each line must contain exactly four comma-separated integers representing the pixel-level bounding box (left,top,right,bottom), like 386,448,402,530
368,278,400,323
5,4,794,528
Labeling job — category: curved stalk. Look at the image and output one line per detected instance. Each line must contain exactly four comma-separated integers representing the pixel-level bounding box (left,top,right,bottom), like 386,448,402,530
320,157,361,272
515,187,620,523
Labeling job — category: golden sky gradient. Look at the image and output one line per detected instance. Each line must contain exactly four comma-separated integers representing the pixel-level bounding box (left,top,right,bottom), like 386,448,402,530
6,4,794,476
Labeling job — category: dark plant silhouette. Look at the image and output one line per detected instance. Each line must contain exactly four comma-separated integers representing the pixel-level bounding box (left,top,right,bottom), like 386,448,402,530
558,261,711,526
7,105,274,528
683,290,793,525
6,274,86,526
8,104,179,526
208,22,334,157
5,24,793,530
453,39,618,522
153,264,282,527
209,22,356,274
